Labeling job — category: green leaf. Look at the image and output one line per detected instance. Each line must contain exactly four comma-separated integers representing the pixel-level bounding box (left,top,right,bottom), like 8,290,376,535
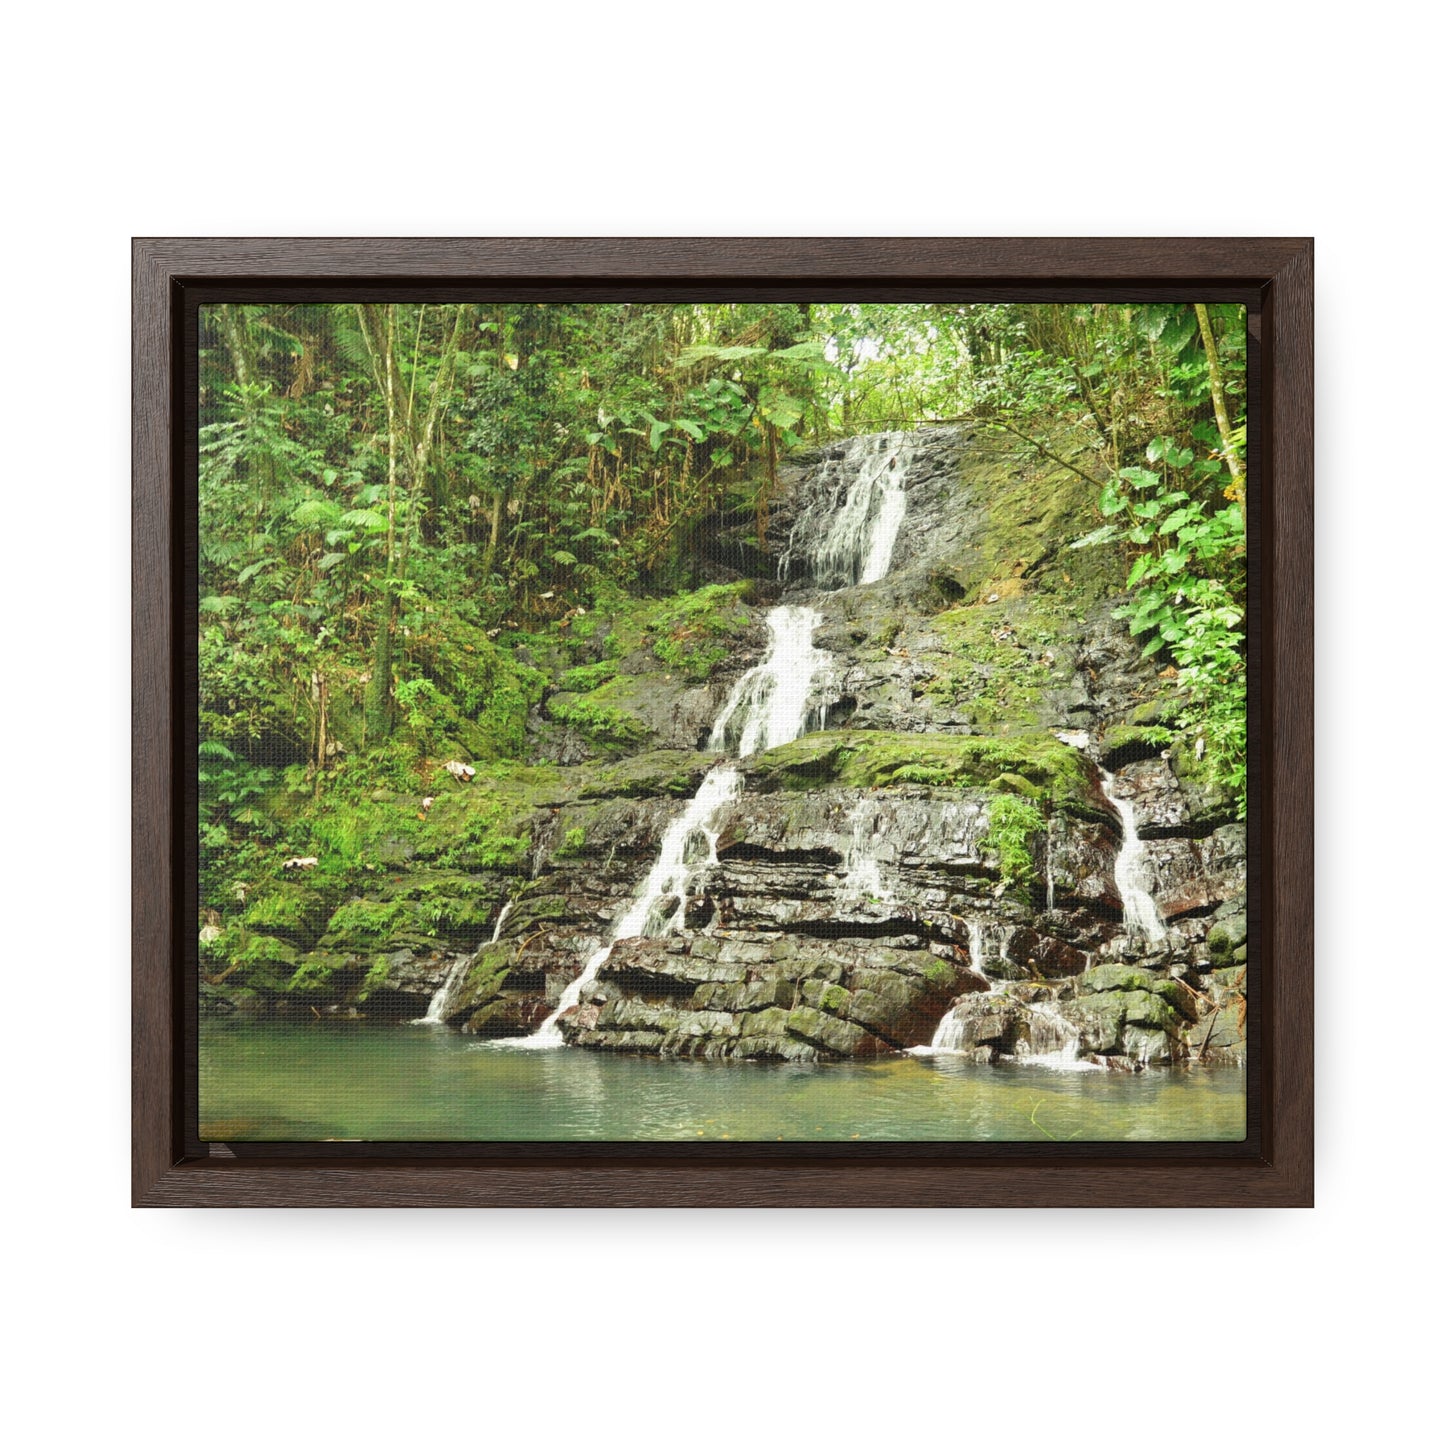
676,343,768,366
318,552,349,571
649,419,669,451
1118,467,1160,490
290,498,342,528
551,550,578,567
340,508,387,531
1127,555,1152,587
674,417,705,442
237,558,277,584
1145,437,1169,464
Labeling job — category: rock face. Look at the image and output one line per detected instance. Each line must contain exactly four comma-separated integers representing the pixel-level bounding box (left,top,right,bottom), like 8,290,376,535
235,426,1246,1068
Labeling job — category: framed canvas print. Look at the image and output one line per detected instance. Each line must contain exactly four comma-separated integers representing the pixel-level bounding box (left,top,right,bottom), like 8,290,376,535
133,238,1312,1206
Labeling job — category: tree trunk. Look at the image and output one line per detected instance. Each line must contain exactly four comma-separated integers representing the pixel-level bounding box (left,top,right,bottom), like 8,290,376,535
359,305,401,741
1194,303,1246,531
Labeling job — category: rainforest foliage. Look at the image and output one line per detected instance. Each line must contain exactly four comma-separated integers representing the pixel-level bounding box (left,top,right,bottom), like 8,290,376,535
199,300,1247,933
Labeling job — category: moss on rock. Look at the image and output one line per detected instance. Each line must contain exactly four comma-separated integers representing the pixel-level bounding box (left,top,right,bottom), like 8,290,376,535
745,729,1101,816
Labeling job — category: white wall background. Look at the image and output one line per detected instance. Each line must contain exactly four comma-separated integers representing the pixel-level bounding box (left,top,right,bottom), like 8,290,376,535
3,3,1433,1440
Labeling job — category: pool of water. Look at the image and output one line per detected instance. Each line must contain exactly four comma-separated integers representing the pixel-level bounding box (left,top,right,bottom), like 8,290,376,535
199,1020,1246,1143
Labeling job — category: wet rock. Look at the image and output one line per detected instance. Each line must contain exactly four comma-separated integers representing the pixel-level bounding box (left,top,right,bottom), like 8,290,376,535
1004,927,1090,978
1113,757,1190,836
1207,912,1248,961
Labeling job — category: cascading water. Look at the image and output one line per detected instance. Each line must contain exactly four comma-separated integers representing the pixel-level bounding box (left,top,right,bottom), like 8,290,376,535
911,917,994,1055
967,919,988,979
1017,1002,1098,1071
1097,768,1168,945
839,798,892,906
925,1009,971,1055
1055,731,1168,946
708,606,829,758
418,900,514,1025
515,766,744,1047
781,432,913,588
506,432,916,1046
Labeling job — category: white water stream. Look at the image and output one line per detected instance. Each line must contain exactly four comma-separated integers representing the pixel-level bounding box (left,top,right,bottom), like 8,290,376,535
1097,767,1168,944
783,432,913,588
1055,731,1168,945
1017,1002,1099,1071
708,605,829,758
516,765,744,1047
418,900,514,1025
839,798,893,906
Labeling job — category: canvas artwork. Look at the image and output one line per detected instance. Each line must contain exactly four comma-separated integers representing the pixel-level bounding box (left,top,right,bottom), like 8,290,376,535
196,300,1248,1143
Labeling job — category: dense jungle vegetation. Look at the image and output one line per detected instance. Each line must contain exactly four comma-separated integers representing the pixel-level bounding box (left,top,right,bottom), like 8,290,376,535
198,301,1246,975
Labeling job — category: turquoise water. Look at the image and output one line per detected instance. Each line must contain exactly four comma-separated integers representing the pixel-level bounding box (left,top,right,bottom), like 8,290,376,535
199,1020,1246,1142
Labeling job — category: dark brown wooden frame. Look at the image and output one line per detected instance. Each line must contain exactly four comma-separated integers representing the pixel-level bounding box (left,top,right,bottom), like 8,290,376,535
134,238,1312,1207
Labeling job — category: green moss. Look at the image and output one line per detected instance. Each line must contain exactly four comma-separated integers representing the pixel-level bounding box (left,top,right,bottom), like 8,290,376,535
284,949,371,995
744,729,1101,816
992,772,1042,799
652,635,728,681
891,764,953,786
405,609,546,760
558,659,617,693
356,957,391,1002
1079,965,1190,1013
546,675,651,747
412,763,560,869
923,956,957,988
450,941,513,1015
555,826,587,858
242,886,332,944
236,932,301,971
319,898,432,952
1100,724,1173,765
571,749,717,800
819,983,850,1014
929,438,1124,605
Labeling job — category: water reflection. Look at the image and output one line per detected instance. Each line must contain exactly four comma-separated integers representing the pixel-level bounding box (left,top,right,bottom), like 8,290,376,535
200,1020,1246,1143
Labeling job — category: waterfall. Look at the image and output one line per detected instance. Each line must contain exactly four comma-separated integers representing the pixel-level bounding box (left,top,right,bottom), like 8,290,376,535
417,900,514,1025
1097,768,1168,945
911,918,994,1054
781,432,913,588
1054,731,1168,946
926,1009,971,1054
708,606,828,757
514,766,744,1048
839,798,892,905
967,919,988,979
1017,1001,1099,1071
509,431,917,1046
510,604,827,1049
